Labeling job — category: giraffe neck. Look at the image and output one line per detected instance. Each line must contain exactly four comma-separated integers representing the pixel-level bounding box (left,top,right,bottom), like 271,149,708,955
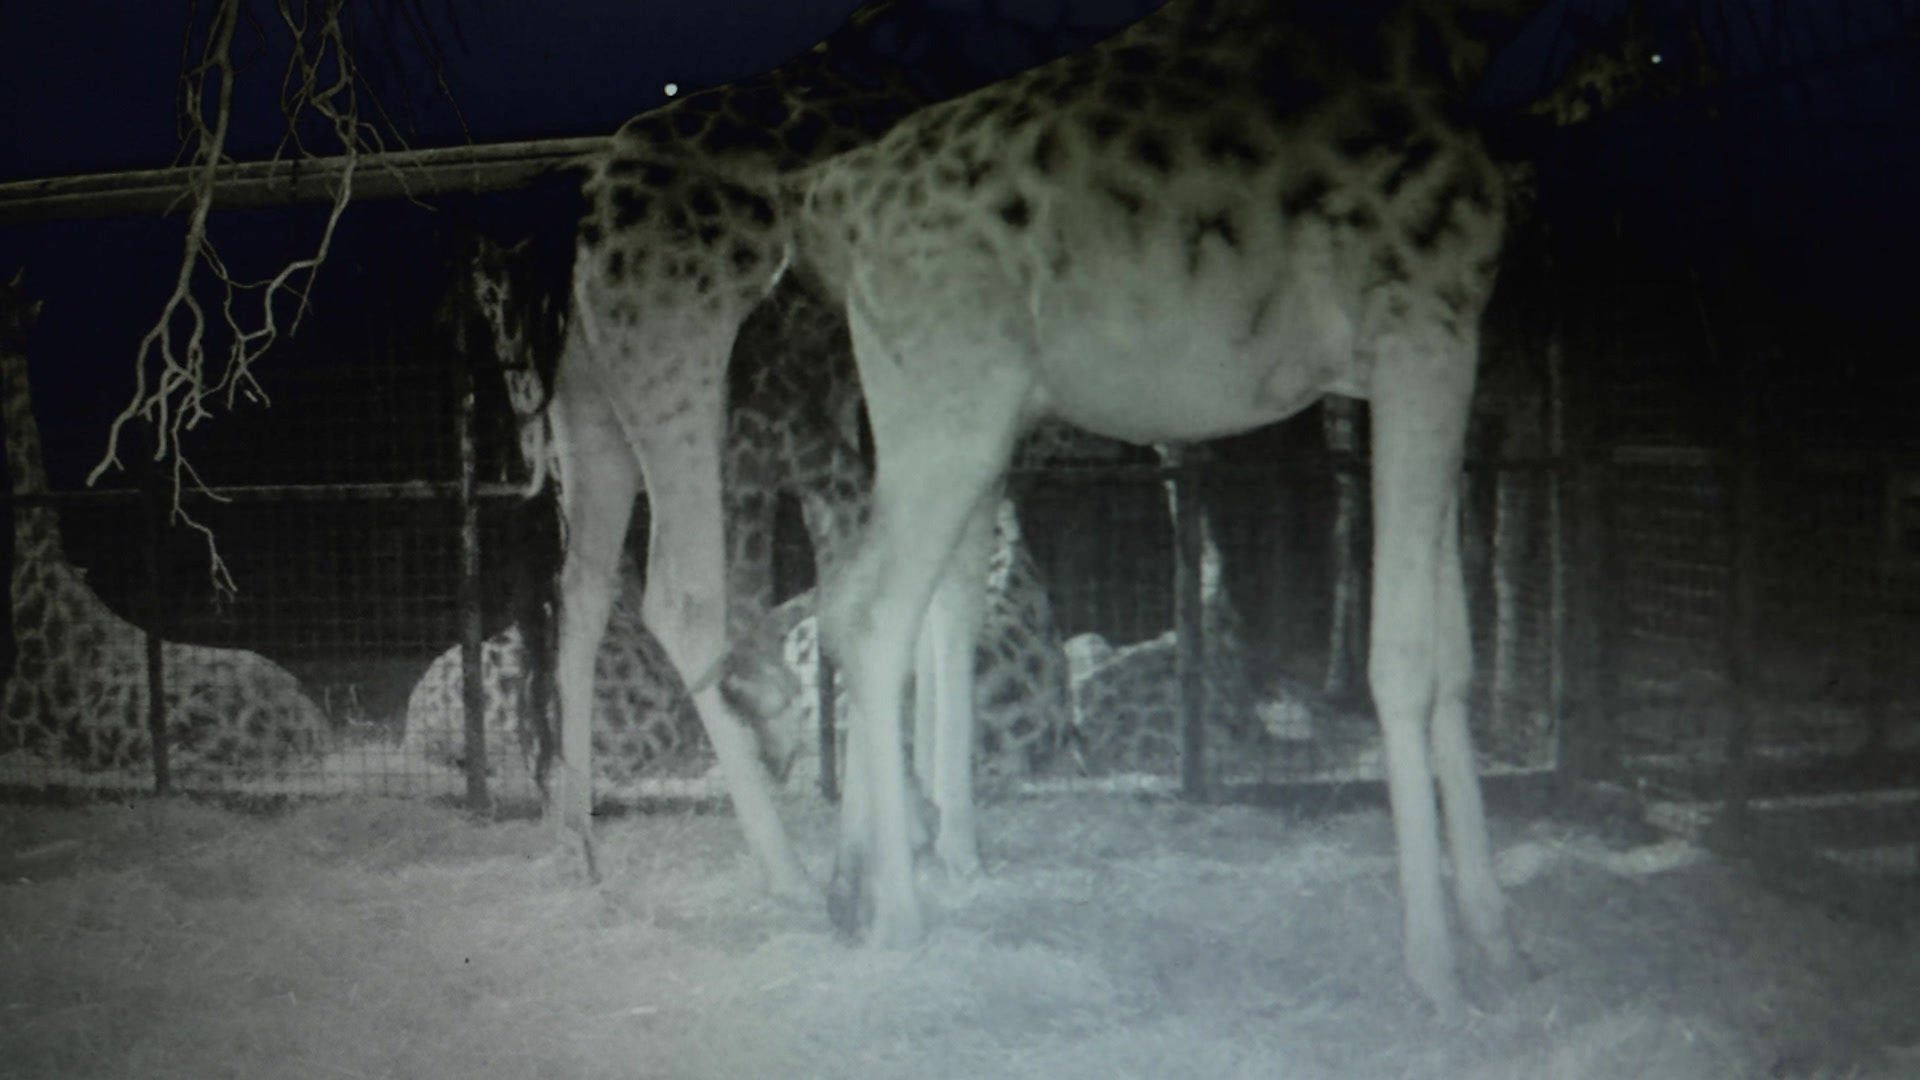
1,344,47,498
1,338,66,563
0,318,99,645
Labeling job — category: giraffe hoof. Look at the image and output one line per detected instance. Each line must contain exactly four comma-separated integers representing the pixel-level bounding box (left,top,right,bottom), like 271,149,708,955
826,862,867,940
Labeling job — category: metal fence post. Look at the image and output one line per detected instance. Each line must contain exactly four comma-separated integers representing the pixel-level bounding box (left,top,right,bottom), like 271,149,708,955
457,360,491,814
141,482,170,794
1169,446,1207,798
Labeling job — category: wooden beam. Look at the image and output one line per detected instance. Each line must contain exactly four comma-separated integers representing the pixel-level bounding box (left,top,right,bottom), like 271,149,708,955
0,137,609,225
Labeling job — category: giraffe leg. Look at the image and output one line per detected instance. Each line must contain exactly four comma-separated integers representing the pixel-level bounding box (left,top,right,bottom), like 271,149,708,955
1431,489,1518,974
922,492,998,879
1365,342,1476,1017
822,318,1027,945
548,364,641,875
554,324,809,899
632,410,811,900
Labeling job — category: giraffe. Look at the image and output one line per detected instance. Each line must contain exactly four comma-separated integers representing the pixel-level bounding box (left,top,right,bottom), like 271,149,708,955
406,233,1071,792
546,0,1114,886
783,0,1680,1012
0,275,330,774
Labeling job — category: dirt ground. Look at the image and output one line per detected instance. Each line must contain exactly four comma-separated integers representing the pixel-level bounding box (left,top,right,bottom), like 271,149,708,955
1,791,1915,1079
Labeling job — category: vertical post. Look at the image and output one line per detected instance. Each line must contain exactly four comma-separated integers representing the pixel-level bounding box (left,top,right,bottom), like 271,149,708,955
141,482,170,794
817,653,838,803
456,361,491,813
1545,282,1572,775
1321,398,1365,698
1168,445,1207,797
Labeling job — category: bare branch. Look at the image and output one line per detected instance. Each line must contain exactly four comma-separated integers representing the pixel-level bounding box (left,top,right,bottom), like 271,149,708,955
92,0,449,595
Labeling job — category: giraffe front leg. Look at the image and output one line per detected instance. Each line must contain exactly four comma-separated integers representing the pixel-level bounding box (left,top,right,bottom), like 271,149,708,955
1431,487,1519,976
1366,344,1477,1018
921,491,999,880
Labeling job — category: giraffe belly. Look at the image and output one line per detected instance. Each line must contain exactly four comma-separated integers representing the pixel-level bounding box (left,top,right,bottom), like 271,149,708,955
1027,281,1352,445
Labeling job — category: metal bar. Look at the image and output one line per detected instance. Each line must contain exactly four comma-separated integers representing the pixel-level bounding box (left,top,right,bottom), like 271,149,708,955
1168,447,1207,798
0,138,609,224
0,480,537,506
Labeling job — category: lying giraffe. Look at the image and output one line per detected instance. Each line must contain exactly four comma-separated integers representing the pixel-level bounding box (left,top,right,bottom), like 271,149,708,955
546,1,1114,885
786,0,1679,1013
0,276,330,774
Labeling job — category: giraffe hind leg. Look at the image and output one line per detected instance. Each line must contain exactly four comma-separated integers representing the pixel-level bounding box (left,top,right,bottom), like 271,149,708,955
548,363,642,877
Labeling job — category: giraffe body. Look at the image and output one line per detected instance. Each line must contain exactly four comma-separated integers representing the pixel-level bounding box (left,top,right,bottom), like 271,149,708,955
0,280,329,774
786,0,1662,1012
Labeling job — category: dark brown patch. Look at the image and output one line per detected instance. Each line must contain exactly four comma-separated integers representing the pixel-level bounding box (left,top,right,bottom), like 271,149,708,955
1204,127,1262,170
1155,80,1210,113
1086,112,1126,145
1032,126,1060,174
716,181,776,226
1171,56,1230,88
605,248,627,283
1279,173,1333,218
1109,79,1149,111
999,196,1032,229
580,222,605,248
1254,53,1331,120
688,184,721,218
729,246,760,274
1373,247,1406,283
611,186,653,229
1382,138,1441,196
1133,129,1174,174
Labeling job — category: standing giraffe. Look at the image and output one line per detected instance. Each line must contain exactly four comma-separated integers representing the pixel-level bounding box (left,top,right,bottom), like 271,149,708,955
547,1,1114,885
0,276,330,773
786,0,1676,1012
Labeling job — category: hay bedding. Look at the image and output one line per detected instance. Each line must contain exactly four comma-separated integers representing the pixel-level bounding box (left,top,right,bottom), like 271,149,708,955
1,794,1916,1079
